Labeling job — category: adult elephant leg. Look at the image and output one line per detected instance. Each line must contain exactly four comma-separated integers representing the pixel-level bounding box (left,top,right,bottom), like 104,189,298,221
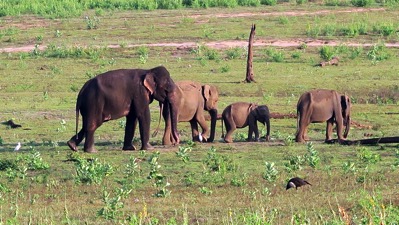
190,120,200,142
123,114,137,150
83,117,101,153
206,109,217,142
223,117,235,143
67,129,85,151
325,118,334,142
196,114,209,142
138,108,153,150
296,116,306,143
247,116,256,142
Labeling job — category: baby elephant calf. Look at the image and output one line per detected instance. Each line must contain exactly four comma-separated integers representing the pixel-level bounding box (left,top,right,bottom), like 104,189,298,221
222,102,271,143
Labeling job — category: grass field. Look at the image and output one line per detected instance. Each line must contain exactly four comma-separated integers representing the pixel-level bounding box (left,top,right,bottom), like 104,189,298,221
1,1,399,224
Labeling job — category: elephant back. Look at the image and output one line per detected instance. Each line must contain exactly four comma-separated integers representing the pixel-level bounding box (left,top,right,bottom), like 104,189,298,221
177,81,202,92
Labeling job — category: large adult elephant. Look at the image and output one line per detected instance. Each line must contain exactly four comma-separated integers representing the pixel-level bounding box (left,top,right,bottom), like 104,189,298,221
222,102,271,143
67,66,180,153
295,89,351,143
160,81,219,145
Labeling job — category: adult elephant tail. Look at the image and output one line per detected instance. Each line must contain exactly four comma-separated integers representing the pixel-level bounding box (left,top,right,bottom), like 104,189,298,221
221,116,225,139
74,98,81,141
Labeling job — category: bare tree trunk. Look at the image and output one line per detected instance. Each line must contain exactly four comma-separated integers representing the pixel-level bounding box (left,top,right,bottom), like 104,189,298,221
245,24,256,83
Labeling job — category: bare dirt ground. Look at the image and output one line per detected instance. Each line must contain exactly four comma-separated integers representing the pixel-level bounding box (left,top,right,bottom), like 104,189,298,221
3,38,399,53
2,7,399,53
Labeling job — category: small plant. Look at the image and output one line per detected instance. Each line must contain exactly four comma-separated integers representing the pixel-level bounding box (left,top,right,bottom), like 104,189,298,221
203,146,236,173
204,48,220,61
56,119,66,132
261,0,277,5
74,158,114,185
291,51,302,59
234,132,247,142
230,173,247,187
278,16,289,25
176,145,192,163
36,35,43,42
137,46,149,64
284,155,305,172
265,47,285,62
319,46,336,61
54,30,61,37
373,23,395,36
304,142,320,168
225,47,244,59
199,186,212,195
283,135,294,146
342,161,357,174
97,186,132,220
263,162,279,183
5,148,49,181
357,147,381,164
349,46,363,59
351,0,374,7
367,43,390,63
147,151,170,197
85,16,100,30
220,64,230,73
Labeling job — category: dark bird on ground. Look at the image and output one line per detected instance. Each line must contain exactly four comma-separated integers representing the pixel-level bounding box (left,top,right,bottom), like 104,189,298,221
286,177,311,190
2,120,22,128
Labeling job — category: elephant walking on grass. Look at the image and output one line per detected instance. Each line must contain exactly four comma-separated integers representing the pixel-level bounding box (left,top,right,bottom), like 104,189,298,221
67,66,180,153
296,89,351,143
222,102,271,143
160,81,219,145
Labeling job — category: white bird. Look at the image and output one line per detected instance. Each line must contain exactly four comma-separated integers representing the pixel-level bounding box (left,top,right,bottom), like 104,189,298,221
14,142,21,151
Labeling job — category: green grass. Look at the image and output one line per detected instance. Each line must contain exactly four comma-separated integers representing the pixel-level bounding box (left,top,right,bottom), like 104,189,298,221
1,3,399,224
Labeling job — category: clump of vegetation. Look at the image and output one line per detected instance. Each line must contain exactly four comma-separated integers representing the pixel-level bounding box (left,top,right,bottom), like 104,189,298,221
263,161,279,183
367,43,390,63
74,156,114,185
319,45,337,61
147,151,171,197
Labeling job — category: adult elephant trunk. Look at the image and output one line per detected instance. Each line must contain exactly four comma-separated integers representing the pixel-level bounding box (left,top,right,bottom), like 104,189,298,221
343,116,350,138
168,91,180,145
207,109,218,142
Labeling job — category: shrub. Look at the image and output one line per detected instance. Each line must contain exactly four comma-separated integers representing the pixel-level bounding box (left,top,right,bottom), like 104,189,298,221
319,46,336,61
367,43,390,62
351,0,374,6
238,0,261,6
263,162,279,183
261,0,277,5
225,47,244,59
74,158,114,185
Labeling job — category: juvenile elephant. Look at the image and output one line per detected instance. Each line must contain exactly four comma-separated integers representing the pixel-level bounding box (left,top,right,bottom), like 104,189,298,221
160,81,219,145
67,66,180,153
222,102,271,143
296,89,351,143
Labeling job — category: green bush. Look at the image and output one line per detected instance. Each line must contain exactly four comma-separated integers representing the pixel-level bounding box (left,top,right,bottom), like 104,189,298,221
74,158,114,185
351,0,374,6
261,0,277,5
319,45,336,61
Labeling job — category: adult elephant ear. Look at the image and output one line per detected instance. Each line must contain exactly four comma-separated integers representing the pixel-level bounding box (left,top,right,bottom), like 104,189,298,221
202,85,211,101
144,73,155,95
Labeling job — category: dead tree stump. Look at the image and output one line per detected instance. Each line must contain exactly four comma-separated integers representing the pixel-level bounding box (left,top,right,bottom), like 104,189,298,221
244,24,256,83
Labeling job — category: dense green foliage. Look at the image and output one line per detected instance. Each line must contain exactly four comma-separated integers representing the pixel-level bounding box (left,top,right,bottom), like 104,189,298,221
2,0,399,18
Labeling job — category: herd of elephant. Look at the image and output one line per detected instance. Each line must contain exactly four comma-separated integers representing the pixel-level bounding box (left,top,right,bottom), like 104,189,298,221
67,66,351,153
